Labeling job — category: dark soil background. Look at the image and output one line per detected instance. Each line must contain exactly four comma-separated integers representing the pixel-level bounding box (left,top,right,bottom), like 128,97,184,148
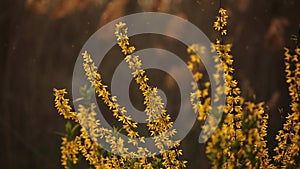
0,0,299,168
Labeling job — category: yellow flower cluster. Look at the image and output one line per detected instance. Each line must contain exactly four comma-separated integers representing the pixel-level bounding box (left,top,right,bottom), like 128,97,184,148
54,21,189,169
54,4,300,169
273,47,300,168
187,44,211,121
54,89,165,168
54,89,127,168
206,9,243,167
115,22,187,168
54,88,78,122
76,128,122,169
204,8,274,169
60,136,79,168
213,8,228,35
82,51,140,139
186,6,300,169
115,22,136,55
241,102,273,168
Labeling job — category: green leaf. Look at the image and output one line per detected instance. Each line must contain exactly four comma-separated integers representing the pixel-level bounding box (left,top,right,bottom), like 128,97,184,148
71,124,80,135
66,121,72,134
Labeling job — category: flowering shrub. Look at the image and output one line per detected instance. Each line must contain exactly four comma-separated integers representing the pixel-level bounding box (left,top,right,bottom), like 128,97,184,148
53,7,300,169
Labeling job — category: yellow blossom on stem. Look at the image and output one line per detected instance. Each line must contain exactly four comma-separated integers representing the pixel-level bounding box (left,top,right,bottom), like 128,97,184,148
273,47,300,168
82,50,140,139
54,88,78,122
205,7,274,169
115,22,187,168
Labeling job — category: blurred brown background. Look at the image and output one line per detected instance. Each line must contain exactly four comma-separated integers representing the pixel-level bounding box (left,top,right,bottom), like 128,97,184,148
0,0,299,168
